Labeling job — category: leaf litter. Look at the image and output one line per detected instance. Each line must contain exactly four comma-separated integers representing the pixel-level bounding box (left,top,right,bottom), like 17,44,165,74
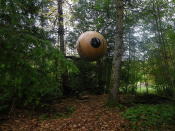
0,95,130,131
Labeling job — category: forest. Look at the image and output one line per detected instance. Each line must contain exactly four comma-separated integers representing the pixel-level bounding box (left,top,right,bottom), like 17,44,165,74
0,0,175,130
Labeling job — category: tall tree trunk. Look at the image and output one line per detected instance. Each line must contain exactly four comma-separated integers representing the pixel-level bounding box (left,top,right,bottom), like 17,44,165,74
55,0,65,92
153,0,175,92
57,0,65,55
108,0,124,105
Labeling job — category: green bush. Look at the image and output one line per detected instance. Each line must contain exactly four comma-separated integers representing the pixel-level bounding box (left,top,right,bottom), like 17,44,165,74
0,0,79,112
68,60,100,95
0,48,78,112
122,104,175,129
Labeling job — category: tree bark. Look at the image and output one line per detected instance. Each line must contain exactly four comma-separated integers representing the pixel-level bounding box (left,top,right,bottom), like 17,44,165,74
108,0,124,105
57,0,65,55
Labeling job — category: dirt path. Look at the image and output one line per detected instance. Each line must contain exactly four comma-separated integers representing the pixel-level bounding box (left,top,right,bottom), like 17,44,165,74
0,95,130,131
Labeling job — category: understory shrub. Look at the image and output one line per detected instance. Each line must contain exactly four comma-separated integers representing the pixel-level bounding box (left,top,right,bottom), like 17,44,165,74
122,104,175,129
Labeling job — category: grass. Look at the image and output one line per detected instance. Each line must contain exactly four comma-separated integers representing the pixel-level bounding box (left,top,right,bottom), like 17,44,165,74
122,104,175,130
136,86,156,94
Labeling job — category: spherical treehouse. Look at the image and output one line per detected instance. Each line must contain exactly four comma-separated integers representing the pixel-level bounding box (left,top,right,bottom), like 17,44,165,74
76,31,107,61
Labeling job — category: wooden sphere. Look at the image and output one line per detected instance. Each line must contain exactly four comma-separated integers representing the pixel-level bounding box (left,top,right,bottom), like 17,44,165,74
76,31,107,61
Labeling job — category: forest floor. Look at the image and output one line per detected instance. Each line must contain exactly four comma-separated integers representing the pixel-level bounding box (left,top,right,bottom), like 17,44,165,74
0,95,130,131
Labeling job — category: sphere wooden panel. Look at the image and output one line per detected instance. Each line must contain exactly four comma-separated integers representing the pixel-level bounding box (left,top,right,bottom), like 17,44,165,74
76,31,107,61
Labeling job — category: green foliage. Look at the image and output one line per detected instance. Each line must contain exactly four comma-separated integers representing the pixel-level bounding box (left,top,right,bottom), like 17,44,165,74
156,86,175,97
136,86,156,94
68,60,100,95
0,0,78,113
67,0,116,51
137,0,175,94
122,104,175,129
120,61,143,94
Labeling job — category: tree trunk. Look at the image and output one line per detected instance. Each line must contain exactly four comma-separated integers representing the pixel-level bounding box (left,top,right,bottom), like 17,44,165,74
56,0,63,84
57,0,65,55
108,0,124,105
153,0,175,95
